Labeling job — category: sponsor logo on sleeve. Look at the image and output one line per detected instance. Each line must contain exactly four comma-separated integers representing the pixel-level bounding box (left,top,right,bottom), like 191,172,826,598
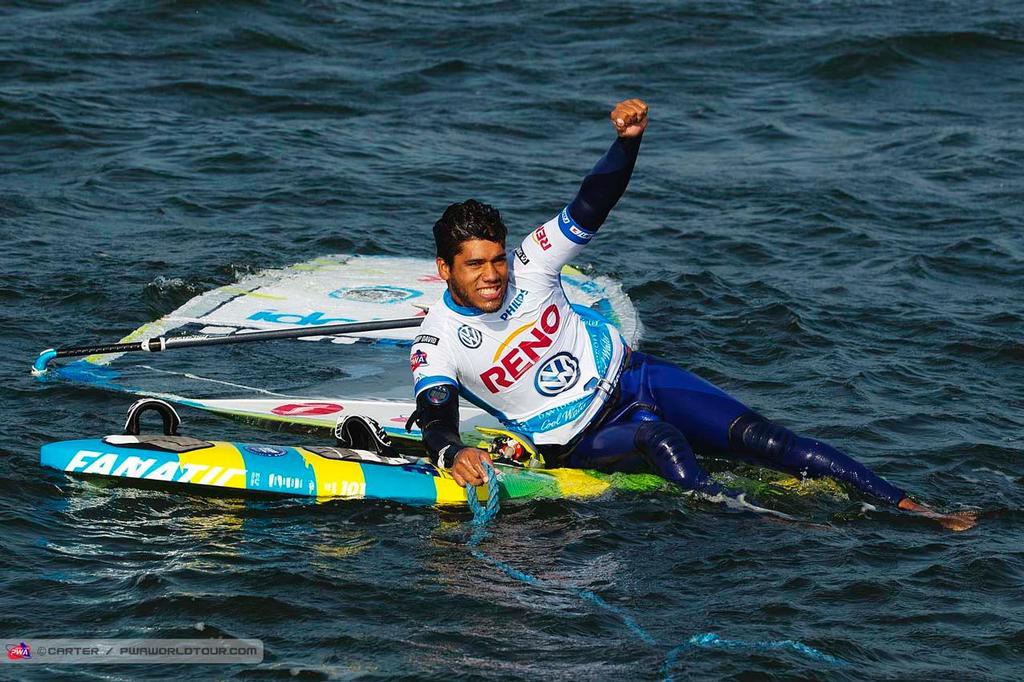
531,226,551,251
480,304,561,393
569,224,592,242
410,349,429,371
559,208,594,244
414,334,440,346
515,247,530,265
457,325,483,349
426,385,451,405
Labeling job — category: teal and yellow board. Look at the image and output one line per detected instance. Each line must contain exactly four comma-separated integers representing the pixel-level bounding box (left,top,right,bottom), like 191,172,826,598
39,438,654,506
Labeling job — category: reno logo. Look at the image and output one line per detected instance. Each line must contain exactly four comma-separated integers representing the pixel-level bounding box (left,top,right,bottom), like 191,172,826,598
480,304,560,393
534,352,580,396
457,325,482,349
499,289,528,321
245,445,287,457
532,226,551,251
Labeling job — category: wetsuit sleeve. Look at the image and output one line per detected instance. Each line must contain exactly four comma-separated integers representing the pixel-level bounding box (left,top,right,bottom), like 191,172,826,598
568,133,643,231
409,333,465,466
412,383,466,467
517,134,643,275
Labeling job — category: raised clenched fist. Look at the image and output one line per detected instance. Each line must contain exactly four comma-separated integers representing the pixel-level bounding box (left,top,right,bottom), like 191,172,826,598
610,98,648,138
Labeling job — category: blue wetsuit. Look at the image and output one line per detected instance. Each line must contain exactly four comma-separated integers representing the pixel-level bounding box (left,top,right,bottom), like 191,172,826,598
414,131,907,506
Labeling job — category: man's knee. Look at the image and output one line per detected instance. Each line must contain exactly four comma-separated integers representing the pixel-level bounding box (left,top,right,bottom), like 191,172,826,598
634,420,708,488
728,412,797,461
634,417,679,443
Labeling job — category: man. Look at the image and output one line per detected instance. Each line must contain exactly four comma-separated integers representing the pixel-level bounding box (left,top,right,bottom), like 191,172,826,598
409,99,974,531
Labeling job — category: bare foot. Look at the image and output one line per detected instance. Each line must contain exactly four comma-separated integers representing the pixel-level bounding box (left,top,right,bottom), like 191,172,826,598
898,497,978,532
935,511,978,532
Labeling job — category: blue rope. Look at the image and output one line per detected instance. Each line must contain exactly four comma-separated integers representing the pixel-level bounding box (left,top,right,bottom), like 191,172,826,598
464,463,846,678
465,461,500,547
685,633,845,664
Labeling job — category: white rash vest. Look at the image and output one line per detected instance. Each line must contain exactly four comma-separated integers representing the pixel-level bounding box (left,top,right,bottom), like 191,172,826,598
409,206,629,446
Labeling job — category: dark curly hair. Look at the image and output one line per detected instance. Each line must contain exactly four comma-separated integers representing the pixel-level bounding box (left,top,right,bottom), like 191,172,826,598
433,199,507,265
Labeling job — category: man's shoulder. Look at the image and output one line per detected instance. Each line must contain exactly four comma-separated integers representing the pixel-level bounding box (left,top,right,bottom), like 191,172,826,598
413,306,454,345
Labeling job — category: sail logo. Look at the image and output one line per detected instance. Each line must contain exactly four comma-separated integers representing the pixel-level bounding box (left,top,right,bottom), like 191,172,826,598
248,310,356,326
480,304,560,393
270,402,343,417
328,286,420,304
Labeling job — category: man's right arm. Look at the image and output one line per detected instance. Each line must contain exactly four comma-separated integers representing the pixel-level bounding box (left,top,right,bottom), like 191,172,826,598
409,333,493,486
414,383,465,467
413,383,493,487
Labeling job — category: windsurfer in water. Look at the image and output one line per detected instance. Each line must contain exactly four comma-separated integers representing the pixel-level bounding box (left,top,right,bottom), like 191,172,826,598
408,98,975,531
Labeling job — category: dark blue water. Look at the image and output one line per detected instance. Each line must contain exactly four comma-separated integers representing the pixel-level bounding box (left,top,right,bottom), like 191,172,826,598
2,1,1023,679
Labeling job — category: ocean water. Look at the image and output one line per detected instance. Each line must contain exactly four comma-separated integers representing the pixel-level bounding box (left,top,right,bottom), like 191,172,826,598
2,1,1022,679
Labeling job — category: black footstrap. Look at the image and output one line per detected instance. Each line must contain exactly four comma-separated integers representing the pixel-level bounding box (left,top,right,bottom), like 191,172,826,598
124,399,182,436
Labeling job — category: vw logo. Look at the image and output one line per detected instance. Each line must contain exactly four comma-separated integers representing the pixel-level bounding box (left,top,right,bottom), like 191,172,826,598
534,352,580,396
457,325,482,349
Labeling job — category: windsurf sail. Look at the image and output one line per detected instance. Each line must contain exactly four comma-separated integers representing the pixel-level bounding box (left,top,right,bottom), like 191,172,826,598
50,254,643,433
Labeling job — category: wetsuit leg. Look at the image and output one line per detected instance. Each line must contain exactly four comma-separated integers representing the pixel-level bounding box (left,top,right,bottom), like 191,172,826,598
727,413,905,505
565,411,723,495
636,353,907,505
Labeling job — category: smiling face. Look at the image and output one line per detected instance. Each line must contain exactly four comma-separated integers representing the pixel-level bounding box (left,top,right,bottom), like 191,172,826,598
437,238,508,313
